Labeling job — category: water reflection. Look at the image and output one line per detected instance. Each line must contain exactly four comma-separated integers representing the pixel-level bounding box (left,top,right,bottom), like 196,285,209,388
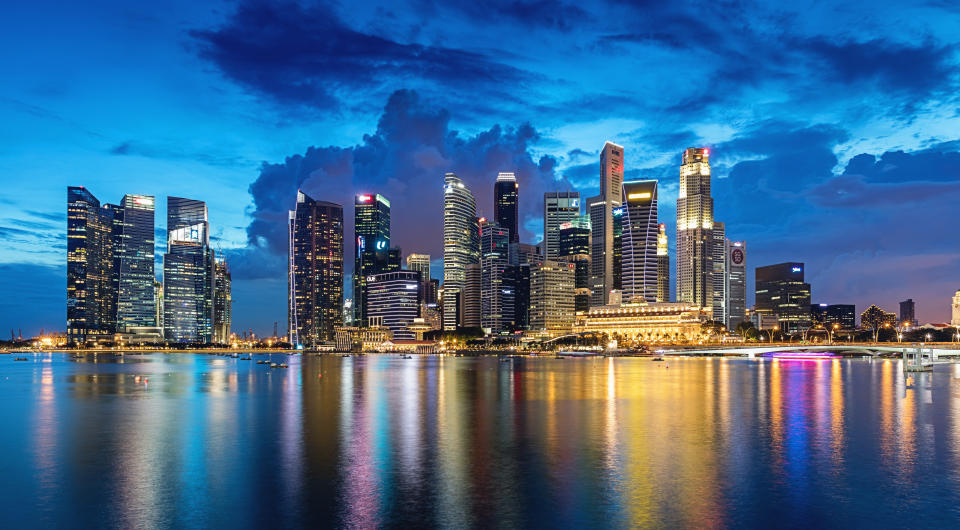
4,354,960,527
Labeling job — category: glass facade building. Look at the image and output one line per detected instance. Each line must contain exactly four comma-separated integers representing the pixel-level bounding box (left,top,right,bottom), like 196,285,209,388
353,193,391,325
442,173,480,330
114,194,156,331
367,271,422,341
677,147,714,311
755,262,812,334
213,256,232,344
289,191,343,347
67,187,115,344
657,223,669,302
163,197,213,343
725,240,746,329
494,172,519,244
543,191,580,261
480,220,513,333
558,215,591,312
621,180,659,304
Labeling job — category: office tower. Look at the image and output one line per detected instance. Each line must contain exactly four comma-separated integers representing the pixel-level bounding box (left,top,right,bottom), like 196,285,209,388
163,197,214,343
711,222,726,322
112,194,156,331
443,173,480,329
529,260,576,334
543,191,580,260
676,147,714,311
899,299,917,327
367,271,421,341
511,242,542,266
288,191,344,347
480,220,513,333
811,304,856,330
494,172,519,244
725,240,746,329
755,262,812,334
213,256,231,344
406,253,431,281
657,224,669,302
621,180,658,304
953,290,960,327
589,197,623,306
558,215,591,312
67,187,115,344
353,193,391,325
463,263,482,328
512,264,531,329
154,280,164,331
425,279,440,305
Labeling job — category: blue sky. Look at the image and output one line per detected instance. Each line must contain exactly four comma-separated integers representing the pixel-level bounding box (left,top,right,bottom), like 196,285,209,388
2,0,959,336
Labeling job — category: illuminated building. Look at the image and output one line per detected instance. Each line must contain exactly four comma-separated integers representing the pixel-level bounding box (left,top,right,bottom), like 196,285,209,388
213,256,231,344
443,173,479,329
67,187,115,344
588,196,623,306
512,263,531,329
511,242,542,266
163,196,214,343
154,280,163,330
480,219,513,333
289,191,343,347
112,194,156,331
574,302,710,342
755,262,811,334
860,305,897,330
353,193,391,325
656,224,669,302
406,252,432,305
494,172,519,244
952,290,960,327
558,215,591,312
621,180,658,304
676,147,714,311
811,303,855,330
543,191,580,260
367,271,421,341
899,299,918,328
529,260,576,334
334,324,392,352
725,240,746,329
711,221,725,322
463,262,482,328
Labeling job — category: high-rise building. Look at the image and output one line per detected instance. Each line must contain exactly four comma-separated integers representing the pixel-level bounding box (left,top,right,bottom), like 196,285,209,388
543,191,580,260
289,191,344,347
463,263,482,328
899,299,918,328
443,173,480,330
213,256,231,344
588,141,625,306
406,253,431,281
512,264,531,329
353,193,391,325
163,197,214,343
511,242,542,266
558,215,591,312
952,290,960,327
367,271,421,341
494,172,519,244
112,194,156,331
480,220,513,333
656,224,669,302
529,260,576,335
725,240,746,329
676,147,714,311
711,222,726,322
811,304,856,330
154,280,163,331
67,187,116,344
755,262,811,334
621,180,658,304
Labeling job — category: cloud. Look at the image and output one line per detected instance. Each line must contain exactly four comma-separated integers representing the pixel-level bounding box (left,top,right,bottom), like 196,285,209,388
842,141,960,183
109,141,254,169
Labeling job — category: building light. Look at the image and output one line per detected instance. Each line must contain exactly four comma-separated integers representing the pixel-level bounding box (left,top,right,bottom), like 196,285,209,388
357,195,372,203
627,192,651,200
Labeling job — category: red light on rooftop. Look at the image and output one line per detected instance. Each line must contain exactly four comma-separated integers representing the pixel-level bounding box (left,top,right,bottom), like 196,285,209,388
357,195,372,203
703,148,710,155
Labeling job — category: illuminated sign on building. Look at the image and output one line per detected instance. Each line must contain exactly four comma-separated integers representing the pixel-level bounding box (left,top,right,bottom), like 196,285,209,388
792,266,802,273
357,195,372,203
376,240,386,250
627,192,651,200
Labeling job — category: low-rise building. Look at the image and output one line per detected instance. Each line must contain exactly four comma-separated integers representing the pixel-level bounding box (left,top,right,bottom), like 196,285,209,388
574,302,710,343
334,325,392,352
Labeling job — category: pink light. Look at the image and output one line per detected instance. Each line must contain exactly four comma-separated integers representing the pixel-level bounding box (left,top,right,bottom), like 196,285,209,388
357,195,372,203
703,148,710,155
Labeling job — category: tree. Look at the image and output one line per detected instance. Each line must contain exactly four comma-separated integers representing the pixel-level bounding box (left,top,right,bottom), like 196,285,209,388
861,305,896,342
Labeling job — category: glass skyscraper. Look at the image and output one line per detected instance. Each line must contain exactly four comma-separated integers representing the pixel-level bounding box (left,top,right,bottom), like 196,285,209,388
657,223,669,302
621,180,658,304
558,215,591,312
442,173,479,330
543,191,580,261
114,194,156,331
213,256,232,344
755,262,812,334
677,147,714,311
163,196,213,343
67,187,115,344
289,191,343,347
353,193,391,326
480,219,513,333
367,271,421,341
494,172,519,244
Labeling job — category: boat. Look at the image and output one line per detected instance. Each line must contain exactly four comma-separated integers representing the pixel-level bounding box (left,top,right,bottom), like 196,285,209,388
652,357,664,362
14,357,28,361
279,363,288,368
400,354,413,359
270,363,278,368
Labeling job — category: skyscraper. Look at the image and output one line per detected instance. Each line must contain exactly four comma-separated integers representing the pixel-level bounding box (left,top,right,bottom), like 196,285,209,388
443,173,480,330
725,240,746,329
213,256,232,344
677,147,714,311
67,187,115,344
480,219,513,333
656,224,669,302
367,271,421,341
543,191,580,260
621,180,658,304
289,191,344,347
354,193,391,325
114,194,156,331
530,260,576,334
588,141,625,306
899,299,917,327
558,215,591,312
463,263,482,328
406,253,431,281
712,221,726,322
163,197,214,343
755,262,811,334
494,172,519,244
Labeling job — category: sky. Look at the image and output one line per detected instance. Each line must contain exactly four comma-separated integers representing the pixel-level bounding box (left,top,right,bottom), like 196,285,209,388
1,0,959,336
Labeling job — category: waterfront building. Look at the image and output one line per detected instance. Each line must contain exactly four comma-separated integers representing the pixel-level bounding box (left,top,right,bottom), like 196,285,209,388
574,302,710,343
860,305,898,330
529,260,576,335
676,147,714,311
288,191,343,347
334,324,392,352
621,180,658,304
657,224,669,303
353,193,391,325
558,215,591,312
480,220,513,333
163,196,214,343
899,299,918,328
443,173,480,330
953,290,960,327
725,240,746,329
543,191,580,260
711,221,726,322
367,271,421,341
113,194,156,331
213,256,231,344
494,172,519,244
755,262,811,334
750,309,780,330
811,303,856,330
67,187,116,344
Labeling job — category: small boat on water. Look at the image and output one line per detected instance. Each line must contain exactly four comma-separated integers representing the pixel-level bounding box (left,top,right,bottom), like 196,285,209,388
14,357,28,361
257,360,269,365
400,354,413,359
270,362,278,368
652,357,664,362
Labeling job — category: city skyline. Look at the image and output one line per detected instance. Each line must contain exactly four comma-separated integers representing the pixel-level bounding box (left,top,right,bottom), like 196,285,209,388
3,0,960,335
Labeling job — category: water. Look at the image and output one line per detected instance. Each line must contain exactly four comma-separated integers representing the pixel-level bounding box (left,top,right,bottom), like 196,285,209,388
2,353,960,528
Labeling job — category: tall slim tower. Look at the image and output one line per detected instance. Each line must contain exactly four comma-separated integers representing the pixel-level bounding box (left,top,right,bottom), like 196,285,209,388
543,191,580,260
443,173,480,330
494,172,519,244
480,219,513,333
725,240,746,329
676,147,714,311
164,197,214,343
656,224,669,302
67,187,115,344
353,193,391,326
712,221,726,322
621,180,658,304
213,256,232,344
589,141,624,306
289,191,343,347
114,194,156,331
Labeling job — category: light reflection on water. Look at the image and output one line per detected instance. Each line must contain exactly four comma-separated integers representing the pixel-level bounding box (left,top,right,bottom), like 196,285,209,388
2,353,960,527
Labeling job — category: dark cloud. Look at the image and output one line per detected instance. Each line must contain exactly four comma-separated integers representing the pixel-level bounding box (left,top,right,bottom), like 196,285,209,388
191,1,533,111
436,0,593,31
842,141,960,183
110,141,254,169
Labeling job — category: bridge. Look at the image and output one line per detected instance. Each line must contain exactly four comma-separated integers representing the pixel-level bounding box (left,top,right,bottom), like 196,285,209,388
670,344,960,361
